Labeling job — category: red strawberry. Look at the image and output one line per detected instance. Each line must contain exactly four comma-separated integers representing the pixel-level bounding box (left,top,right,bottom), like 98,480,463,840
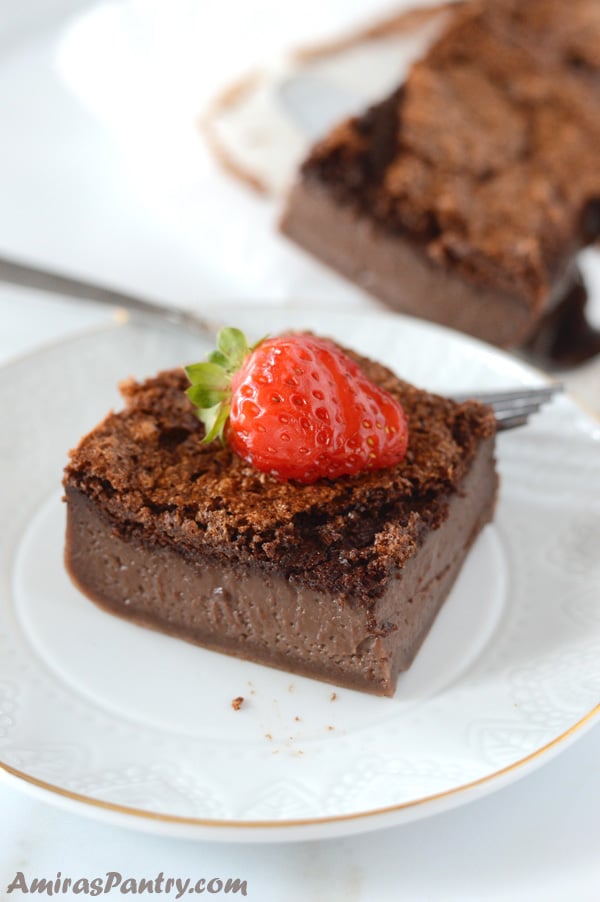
185,328,408,483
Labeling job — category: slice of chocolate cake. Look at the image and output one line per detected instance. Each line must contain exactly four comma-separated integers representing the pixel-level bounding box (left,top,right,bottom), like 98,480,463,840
63,343,497,697
280,0,600,350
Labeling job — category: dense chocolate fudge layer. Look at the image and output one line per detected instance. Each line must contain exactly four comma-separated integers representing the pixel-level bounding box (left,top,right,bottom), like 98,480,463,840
281,0,600,348
65,437,494,696
64,351,497,696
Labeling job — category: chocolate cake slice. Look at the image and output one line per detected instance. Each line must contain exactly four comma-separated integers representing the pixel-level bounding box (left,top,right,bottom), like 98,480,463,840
63,346,497,697
280,0,600,350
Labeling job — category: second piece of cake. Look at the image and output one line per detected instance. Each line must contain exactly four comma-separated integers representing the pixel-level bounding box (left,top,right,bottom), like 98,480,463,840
281,0,600,349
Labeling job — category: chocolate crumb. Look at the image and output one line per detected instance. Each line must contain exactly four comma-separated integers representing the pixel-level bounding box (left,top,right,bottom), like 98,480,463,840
231,696,244,711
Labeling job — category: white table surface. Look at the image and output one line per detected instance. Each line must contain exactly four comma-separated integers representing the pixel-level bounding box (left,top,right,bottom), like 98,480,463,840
0,2,599,899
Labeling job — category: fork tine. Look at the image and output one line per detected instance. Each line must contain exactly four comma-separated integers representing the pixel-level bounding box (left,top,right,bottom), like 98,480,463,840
495,414,530,430
494,404,543,421
452,383,564,405
493,401,546,415
485,396,552,413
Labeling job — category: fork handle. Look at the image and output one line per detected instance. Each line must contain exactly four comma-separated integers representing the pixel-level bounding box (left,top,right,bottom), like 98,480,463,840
0,254,214,336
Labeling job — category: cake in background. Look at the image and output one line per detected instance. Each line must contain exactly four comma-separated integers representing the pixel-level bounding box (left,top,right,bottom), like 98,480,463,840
280,0,600,357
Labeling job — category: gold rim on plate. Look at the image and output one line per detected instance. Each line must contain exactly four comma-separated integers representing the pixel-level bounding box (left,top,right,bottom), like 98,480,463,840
2,704,598,832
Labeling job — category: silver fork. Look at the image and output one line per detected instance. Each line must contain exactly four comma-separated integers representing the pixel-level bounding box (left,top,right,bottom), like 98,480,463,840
0,254,563,430
452,384,564,430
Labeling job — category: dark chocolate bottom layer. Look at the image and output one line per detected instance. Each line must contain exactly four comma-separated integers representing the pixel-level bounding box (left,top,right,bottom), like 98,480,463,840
64,438,497,696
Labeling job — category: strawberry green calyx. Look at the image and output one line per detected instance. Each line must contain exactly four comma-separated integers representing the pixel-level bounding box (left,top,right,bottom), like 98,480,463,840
185,327,255,444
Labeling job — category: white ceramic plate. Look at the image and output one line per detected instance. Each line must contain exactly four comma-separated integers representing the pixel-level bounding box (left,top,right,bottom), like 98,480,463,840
1,308,599,842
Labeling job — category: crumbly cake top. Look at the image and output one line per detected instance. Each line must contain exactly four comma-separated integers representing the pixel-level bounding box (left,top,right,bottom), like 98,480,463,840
300,0,600,310
64,347,495,603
